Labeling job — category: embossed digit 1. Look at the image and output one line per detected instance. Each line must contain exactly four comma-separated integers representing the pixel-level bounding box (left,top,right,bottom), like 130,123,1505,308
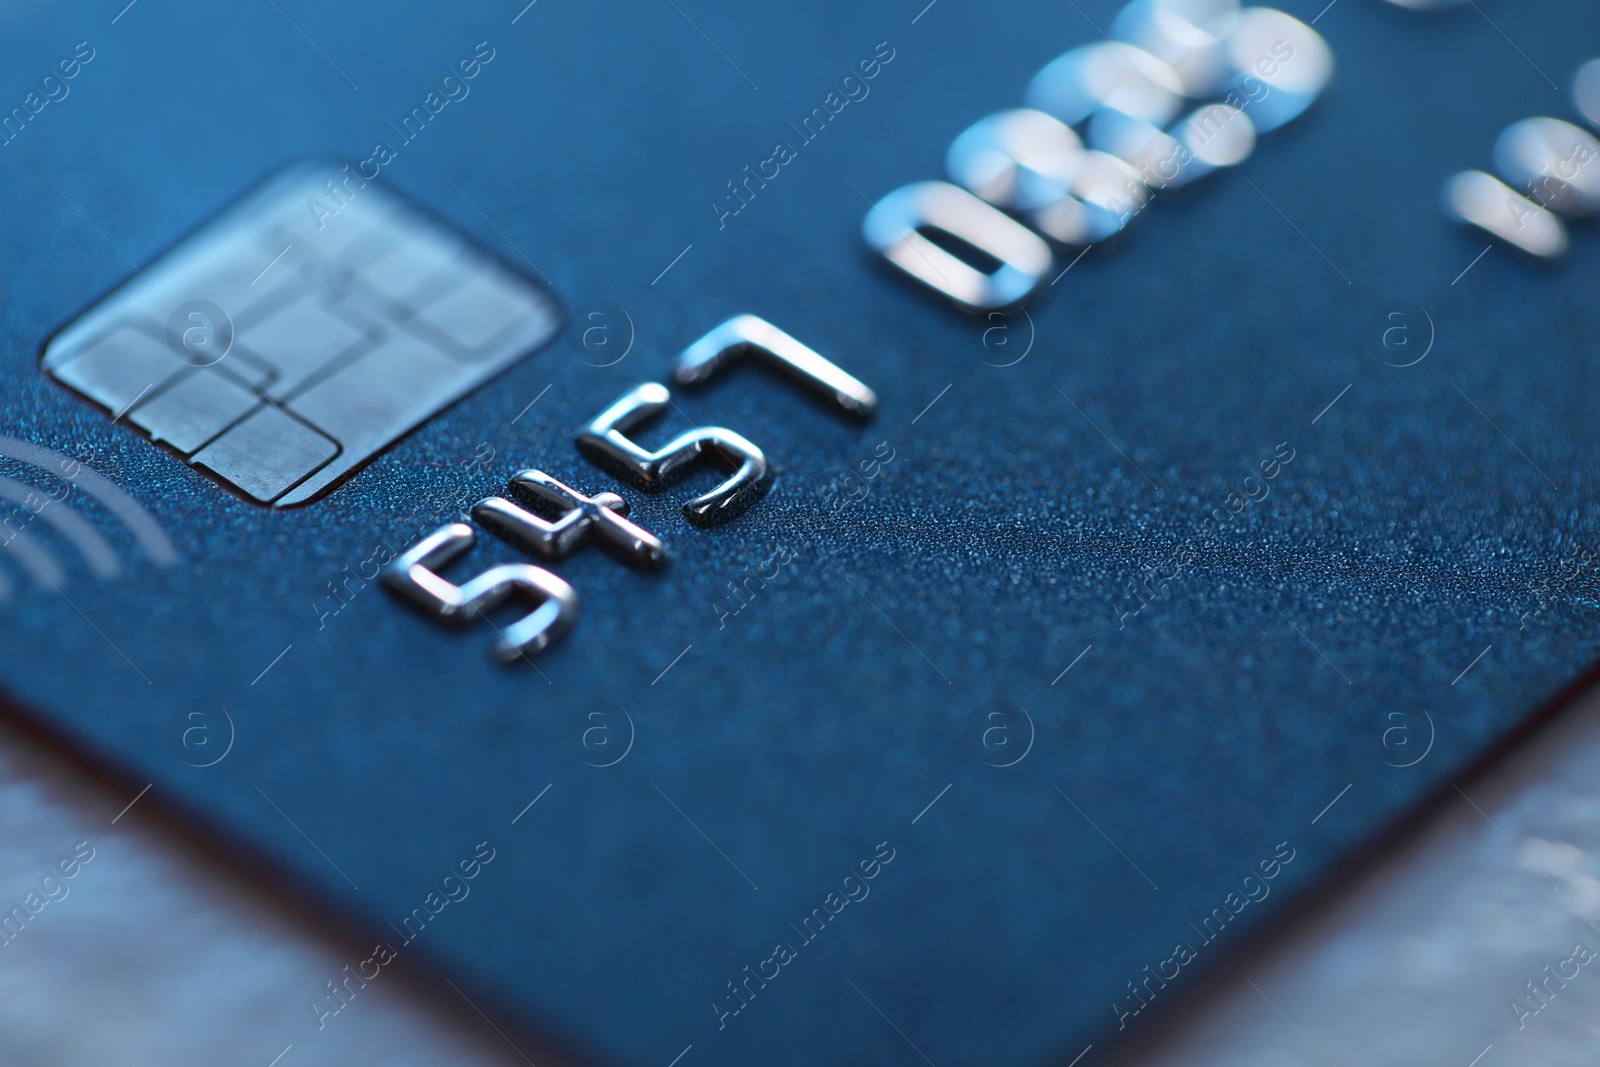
382,523,579,662
576,383,770,527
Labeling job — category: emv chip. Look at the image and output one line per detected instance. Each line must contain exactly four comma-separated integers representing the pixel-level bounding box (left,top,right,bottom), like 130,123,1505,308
41,161,561,506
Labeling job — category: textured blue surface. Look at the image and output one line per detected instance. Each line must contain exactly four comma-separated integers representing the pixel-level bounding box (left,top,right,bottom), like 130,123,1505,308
3,1,1600,1065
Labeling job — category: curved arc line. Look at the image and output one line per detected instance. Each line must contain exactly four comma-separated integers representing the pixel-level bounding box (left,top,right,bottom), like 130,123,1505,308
984,307,1035,368
985,704,1036,768
0,476,120,578
1383,708,1436,768
585,706,636,768
0,526,67,587
0,436,176,564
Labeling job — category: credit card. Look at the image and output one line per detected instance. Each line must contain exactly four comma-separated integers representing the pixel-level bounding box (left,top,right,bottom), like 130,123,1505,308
3,1,1599,1065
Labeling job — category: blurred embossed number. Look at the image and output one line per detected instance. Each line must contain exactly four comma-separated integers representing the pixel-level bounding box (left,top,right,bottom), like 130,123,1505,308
862,182,1052,312
1443,66,1600,258
864,2,1332,309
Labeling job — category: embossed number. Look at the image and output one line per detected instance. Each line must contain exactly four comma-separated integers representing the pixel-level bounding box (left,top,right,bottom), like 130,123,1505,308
382,522,579,662
576,382,770,527
472,469,668,571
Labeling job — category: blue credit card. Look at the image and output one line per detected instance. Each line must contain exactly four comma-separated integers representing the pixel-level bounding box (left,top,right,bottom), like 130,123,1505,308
3,1,1600,1064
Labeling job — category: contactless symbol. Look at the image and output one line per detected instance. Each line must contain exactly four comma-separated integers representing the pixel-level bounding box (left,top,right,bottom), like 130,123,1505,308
42,159,561,506
0,435,176,601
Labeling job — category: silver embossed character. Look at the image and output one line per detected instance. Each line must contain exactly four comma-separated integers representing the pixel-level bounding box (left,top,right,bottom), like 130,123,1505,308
473,469,668,571
576,383,770,527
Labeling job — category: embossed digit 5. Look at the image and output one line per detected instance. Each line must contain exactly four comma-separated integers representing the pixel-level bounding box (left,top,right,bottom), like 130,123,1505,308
576,382,770,527
382,522,579,662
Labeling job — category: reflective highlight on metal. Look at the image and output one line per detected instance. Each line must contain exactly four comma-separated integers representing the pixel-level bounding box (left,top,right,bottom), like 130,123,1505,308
1087,109,1187,188
1073,150,1154,225
1086,101,1253,191
575,383,770,526
863,5,1326,306
1442,170,1569,259
946,109,1084,211
472,469,669,571
1493,117,1600,217
41,160,561,507
1577,58,1600,127
1111,0,1241,97
1175,102,1256,169
1224,9,1333,133
382,523,579,661
1034,152,1152,245
863,181,1054,311
1026,43,1186,127
1440,60,1600,258
673,314,878,419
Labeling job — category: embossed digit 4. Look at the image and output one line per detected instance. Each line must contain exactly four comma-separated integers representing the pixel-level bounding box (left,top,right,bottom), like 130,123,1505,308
472,469,669,571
